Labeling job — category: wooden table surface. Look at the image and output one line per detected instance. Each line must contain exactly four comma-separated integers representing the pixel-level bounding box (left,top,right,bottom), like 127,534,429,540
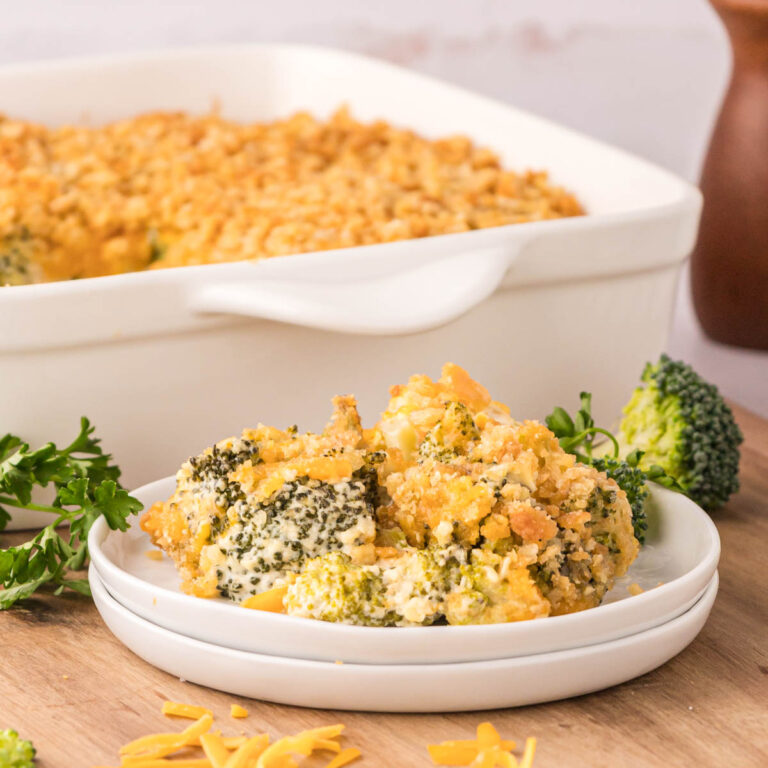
3,404,767,768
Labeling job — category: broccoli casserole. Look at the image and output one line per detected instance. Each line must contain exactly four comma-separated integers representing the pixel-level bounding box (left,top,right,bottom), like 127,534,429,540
0,108,583,285
142,365,639,626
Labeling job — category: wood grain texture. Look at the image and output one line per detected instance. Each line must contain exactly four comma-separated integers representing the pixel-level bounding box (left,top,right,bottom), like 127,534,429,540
2,404,767,767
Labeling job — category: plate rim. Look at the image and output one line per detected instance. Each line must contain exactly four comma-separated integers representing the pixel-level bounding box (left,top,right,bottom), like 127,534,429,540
89,476,721,639
89,564,719,711
89,563,719,671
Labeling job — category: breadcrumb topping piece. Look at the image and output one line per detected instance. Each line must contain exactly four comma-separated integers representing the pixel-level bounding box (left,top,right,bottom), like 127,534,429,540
0,108,583,283
371,364,639,615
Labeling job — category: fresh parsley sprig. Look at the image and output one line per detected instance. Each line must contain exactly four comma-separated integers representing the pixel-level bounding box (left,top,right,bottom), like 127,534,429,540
544,392,620,462
545,392,682,490
0,418,142,609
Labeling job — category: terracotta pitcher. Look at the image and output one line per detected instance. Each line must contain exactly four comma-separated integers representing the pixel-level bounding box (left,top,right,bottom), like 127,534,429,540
692,0,768,350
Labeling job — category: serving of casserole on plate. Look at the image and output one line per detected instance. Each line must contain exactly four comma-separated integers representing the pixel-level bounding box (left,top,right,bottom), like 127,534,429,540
88,362,719,710
141,364,638,624
89,363,719,668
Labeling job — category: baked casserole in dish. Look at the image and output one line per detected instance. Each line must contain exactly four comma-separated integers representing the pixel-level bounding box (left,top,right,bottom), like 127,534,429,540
0,45,701,531
0,107,582,284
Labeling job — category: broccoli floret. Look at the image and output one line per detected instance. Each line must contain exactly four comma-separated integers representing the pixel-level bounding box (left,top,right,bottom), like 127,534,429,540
590,452,649,544
547,355,743,534
418,402,480,462
284,551,393,626
147,228,167,265
214,473,377,599
188,438,260,524
619,355,743,511
285,546,551,626
285,547,489,626
1,230,41,286
0,729,36,767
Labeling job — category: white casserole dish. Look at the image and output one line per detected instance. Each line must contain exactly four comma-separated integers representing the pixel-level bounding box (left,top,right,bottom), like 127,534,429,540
0,45,701,529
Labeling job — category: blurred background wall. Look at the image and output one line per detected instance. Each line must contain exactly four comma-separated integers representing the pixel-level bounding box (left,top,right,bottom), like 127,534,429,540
0,0,731,181
2,0,765,414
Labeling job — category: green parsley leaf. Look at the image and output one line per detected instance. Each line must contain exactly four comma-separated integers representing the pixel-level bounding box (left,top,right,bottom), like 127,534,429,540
0,419,143,608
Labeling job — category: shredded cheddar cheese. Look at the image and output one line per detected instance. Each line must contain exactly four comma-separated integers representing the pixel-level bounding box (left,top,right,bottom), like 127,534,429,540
241,586,288,613
520,738,537,768
94,701,360,768
254,725,345,768
162,702,214,720
200,733,231,768
428,723,536,767
119,760,212,768
221,738,248,750
120,714,214,761
225,734,270,768
95,699,537,768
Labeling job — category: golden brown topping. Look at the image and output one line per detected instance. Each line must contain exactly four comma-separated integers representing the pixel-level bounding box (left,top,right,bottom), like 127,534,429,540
0,108,583,283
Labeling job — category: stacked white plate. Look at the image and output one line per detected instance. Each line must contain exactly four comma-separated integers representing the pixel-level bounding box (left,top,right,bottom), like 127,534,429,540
88,477,720,712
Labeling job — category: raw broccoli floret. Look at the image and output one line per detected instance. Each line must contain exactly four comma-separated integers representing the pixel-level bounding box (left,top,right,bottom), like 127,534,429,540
0,729,36,767
619,355,743,511
590,452,649,544
547,356,743,537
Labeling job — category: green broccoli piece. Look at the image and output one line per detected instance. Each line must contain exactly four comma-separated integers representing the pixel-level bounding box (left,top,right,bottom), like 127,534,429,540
183,438,380,601
546,354,743,542
618,355,743,511
283,550,394,626
590,451,649,543
418,402,480,462
213,473,378,600
0,729,36,767
284,547,497,627
147,228,167,265
1,229,41,286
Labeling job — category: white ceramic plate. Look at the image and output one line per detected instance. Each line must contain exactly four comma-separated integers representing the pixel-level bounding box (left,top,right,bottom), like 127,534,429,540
89,477,720,665
90,565,718,713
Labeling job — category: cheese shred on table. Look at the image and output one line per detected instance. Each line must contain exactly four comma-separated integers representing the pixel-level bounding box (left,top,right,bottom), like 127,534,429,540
92,701,359,768
92,700,536,768
428,722,537,767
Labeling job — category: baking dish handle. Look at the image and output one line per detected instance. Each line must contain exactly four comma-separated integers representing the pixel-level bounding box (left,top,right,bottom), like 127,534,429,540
188,247,515,336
